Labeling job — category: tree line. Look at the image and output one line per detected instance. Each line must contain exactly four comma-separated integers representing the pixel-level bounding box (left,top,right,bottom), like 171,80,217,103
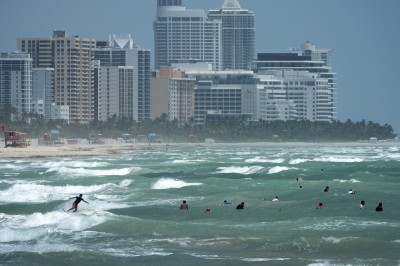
1,111,396,142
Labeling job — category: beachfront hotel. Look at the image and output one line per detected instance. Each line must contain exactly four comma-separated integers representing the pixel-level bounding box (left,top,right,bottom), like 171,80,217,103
94,34,151,122
182,66,258,125
0,52,32,121
17,30,95,124
253,42,337,122
153,0,222,70
208,0,255,70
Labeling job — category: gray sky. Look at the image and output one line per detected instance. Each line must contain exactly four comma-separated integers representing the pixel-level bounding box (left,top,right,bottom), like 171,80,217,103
1,0,399,135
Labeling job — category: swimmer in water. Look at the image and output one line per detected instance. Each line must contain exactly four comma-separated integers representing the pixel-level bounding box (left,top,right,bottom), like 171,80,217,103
324,186,329,192
67,194,88,212
360,200,365,209
316,202,323,209
180,200,188,210
236,202,245,210
375,202,383,212
348,189,356,194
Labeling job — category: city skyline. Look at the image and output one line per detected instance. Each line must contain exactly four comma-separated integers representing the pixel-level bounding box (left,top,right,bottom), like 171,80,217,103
0,0,399,134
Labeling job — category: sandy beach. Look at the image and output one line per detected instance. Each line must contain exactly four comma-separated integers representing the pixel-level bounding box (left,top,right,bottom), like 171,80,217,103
1,138,399,159
0,141,169,159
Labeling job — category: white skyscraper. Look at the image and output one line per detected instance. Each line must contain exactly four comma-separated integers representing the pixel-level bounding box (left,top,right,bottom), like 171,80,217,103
94,34,151,121
32,68,54,119
208,0,255,70
154,0,222,70
0,52,32,121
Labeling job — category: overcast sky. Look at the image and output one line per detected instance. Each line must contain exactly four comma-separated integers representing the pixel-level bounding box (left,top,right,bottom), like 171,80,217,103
1,0,399,135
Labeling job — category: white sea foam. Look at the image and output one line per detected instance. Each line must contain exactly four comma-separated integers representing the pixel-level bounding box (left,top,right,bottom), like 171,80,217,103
289,158,310,164
151,178,202,189
241,257,290,262
171,159,206,164
31,160,109,168
216,166,264,175
392,240,400,243
0,227,47,242
0,241,78,254
333,179,361,183
45,166,137,177
0,183,110,203
1,163,25,170
100,247,173,258
0,211,110,242
389,147,399,152
188,253,224,260
245,157,285,163
268,166,296,174
313,156,364,163
119,179,133,187
322,236,358,244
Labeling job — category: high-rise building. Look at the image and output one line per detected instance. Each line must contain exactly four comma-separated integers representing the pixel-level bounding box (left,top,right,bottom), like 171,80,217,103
95,64,134,122
0,52,32,121
184,69,258,125
168,77,195,125
32,68,54,120
94,34,151,121
253,42,337,122
154,0,222,70
208,0,255,70
257,70,331,122
17,30,95,124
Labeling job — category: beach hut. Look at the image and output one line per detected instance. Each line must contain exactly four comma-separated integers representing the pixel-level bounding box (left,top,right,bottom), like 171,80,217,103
2,130,31,148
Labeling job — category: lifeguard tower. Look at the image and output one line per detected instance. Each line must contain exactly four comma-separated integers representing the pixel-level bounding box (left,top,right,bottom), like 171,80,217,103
1,125,31,148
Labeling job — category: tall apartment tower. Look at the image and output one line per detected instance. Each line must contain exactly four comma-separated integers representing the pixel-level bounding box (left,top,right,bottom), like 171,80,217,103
32,68,54,120
208,0,255,70
17,30,95,124
154,0,222,70
94,34,151,121
0,52,32,121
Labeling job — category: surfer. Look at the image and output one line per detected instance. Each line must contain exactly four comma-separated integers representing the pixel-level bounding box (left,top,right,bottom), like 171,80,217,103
272,196,279,202
236,202,245,209
205,208,211,214
375,202,383,212
324,186,329,192
67,194,88,212
360,200,365,209
180,200,188,210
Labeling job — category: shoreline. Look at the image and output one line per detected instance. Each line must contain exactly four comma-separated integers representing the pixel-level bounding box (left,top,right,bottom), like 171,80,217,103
0,139,399,159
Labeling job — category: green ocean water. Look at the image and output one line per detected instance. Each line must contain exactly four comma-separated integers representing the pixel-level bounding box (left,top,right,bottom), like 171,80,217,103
1,143,400,265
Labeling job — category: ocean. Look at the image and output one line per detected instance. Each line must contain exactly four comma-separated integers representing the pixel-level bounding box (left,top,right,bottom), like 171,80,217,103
1,143,400,266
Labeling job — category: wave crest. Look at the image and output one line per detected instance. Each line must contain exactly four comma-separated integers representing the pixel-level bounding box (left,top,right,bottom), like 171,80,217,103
151,178,202,190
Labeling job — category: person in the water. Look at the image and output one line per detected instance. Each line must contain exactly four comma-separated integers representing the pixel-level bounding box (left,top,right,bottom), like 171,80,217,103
360,200,365,209
236,202,245,209
375,202,383,212
324,186,329,192
67,194,88,212
180,200,188,210
348,189,356,194
222,200,232,205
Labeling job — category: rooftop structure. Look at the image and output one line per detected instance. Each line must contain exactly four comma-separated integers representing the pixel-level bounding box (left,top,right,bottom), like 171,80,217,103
208,0,255,70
